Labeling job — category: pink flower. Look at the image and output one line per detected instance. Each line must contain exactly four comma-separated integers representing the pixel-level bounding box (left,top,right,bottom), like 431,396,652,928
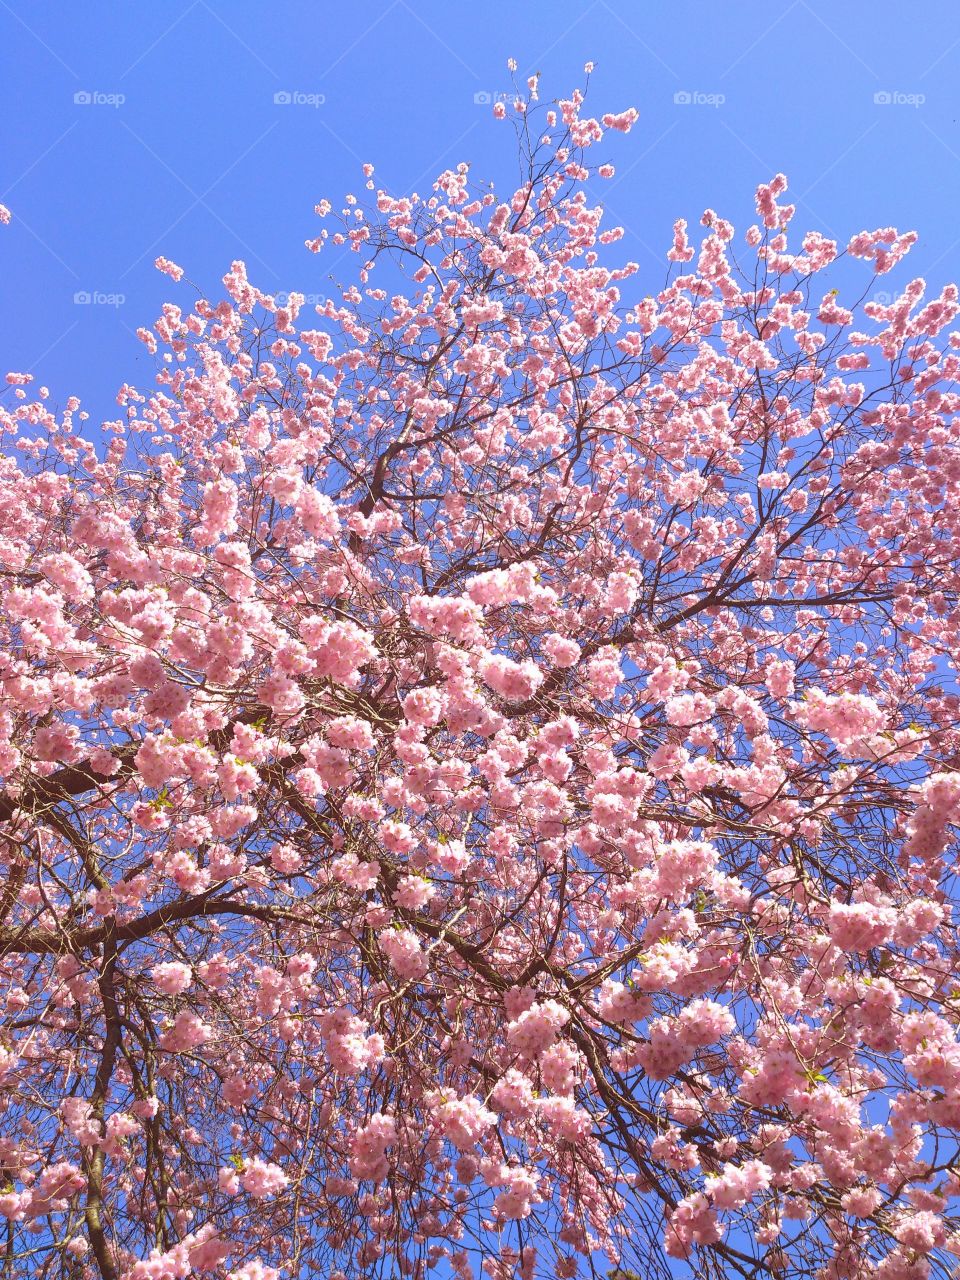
240,1157,289,1199
320,1009,386,1076
295,486,339,539
598,979,646,1026
799,689,886,752
765,658,796,699
664,691,715,727
39,552,94,602
584,654,621,699
392,874,435,911
493,1167,540,1221
403,686,445,727
195,477,239,545
601,108,639,132
542,634,581,668
429,1092,496,1150
154,256,185,282
4,71,960,1279
705,1159,772,1209
379,927,428,981
842,1185,882,1217
506,999,569,1057
647,742,689,780
538,1096,590,1143
301,616,377,685
665,1193,723,1258
0,1190,28,1221
539,1041,580,1095
491,1068,537,1118
349,1113,397,1182
59,1097,100,1146
159,1011,211,1052
326,715,375,750
478,653,543,701
151,961,192,995
228,1263,280,1280
827,900,897,952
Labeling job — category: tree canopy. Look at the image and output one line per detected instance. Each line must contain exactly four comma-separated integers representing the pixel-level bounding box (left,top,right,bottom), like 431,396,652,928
1,79,960,1280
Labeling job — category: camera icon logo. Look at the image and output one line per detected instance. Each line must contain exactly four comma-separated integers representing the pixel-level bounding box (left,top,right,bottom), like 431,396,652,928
473,90,492,105
73,89,124,107
274,91,292,105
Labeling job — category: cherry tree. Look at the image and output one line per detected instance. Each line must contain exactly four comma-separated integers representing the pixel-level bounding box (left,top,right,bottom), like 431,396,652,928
1,72,960,1280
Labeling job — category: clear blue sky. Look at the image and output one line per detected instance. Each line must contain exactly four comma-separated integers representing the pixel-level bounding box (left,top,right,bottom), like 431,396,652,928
2,0,959,423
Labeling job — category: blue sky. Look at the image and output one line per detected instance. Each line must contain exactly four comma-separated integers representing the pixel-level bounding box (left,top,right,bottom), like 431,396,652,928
2,0,959,423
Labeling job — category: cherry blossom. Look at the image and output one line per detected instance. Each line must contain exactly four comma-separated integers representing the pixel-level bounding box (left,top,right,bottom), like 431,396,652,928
0,75,959,1280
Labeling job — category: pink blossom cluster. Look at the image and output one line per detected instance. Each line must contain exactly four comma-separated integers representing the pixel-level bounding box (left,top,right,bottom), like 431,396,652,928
240,1158,289,1199
378,927,428,980
349,1113,397,1182
427,1092,496,1150
159,1011,211,1052
151,961,192,995
478,653,544,702
2,73,960,1280
798,689,887,753
319,1008,386,1075
300,616,377,686
505,999,570,1057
